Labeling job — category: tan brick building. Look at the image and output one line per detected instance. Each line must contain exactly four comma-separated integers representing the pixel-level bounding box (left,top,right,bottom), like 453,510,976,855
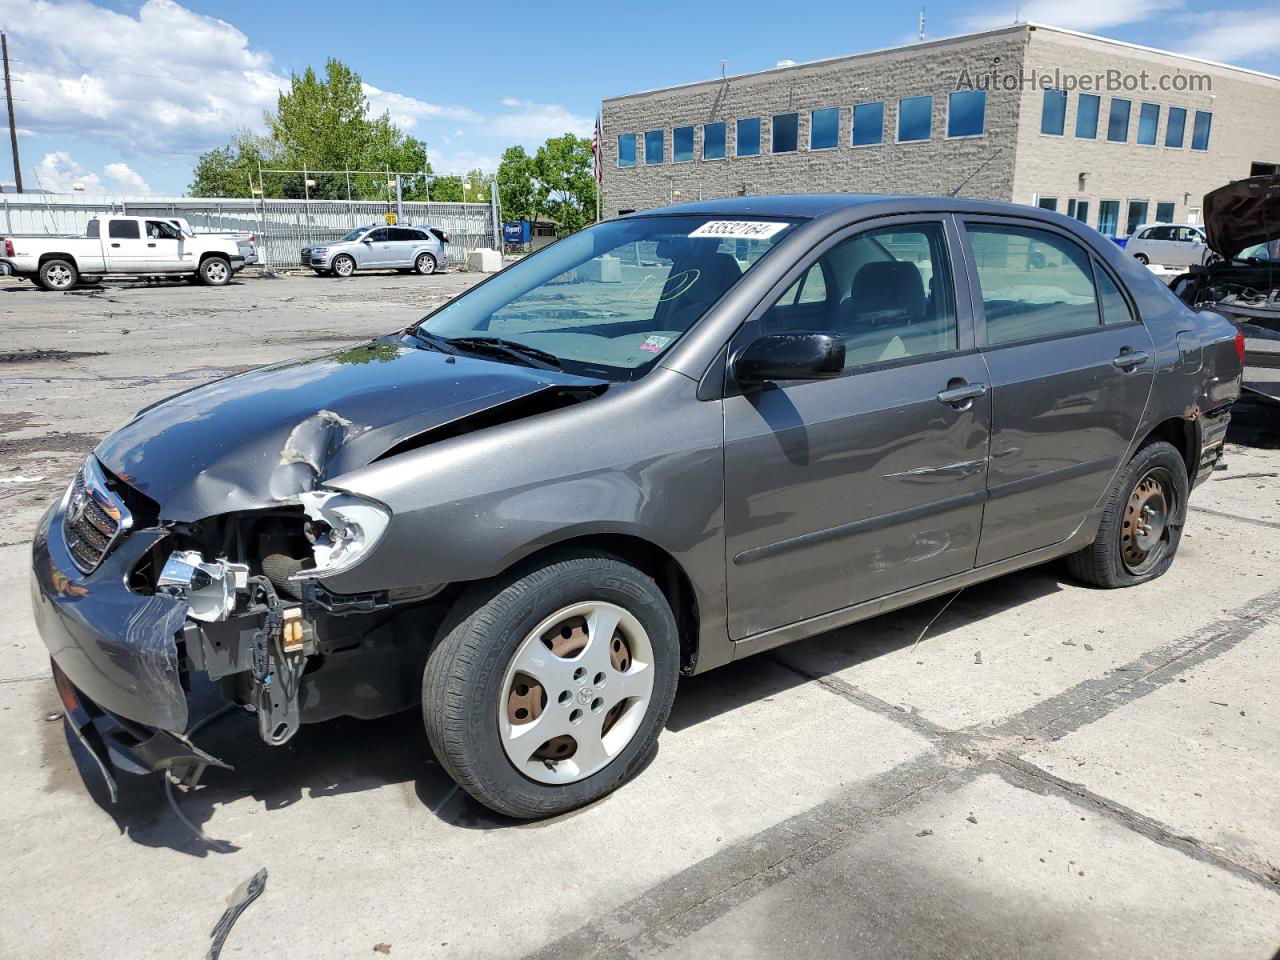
601,23,1280,237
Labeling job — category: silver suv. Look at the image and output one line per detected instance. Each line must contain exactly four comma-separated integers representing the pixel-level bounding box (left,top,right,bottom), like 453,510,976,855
303,224,448,277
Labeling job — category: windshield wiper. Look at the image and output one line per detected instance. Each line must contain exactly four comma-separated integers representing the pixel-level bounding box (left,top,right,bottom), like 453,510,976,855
444,336,562,369
401,327,457,354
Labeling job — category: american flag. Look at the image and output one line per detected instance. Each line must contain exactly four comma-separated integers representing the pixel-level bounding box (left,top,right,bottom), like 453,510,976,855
592,113,603,185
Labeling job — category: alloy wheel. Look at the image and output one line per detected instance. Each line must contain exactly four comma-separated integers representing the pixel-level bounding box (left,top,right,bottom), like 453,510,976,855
46,264,73,288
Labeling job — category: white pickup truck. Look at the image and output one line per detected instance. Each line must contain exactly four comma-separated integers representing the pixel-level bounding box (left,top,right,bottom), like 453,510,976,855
2,215,246,290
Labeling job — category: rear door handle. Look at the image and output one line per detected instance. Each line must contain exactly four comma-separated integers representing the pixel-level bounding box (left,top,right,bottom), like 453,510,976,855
110,242,120,248
147,242,156,247
1112,350,1150,370
936,382,988,408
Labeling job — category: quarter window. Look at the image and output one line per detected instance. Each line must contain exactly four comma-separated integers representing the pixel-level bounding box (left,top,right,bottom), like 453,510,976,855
810,107,839,149
761,223,957,369
644,130,664,164
703,122,726,159
1107,98,1131,142
1191,110,1212,150
1094,262,1135,325
1076,94,1101,139
967,224,1101,345
1041,89,1067,135
617,134,637,167
947,90,986,137
1137,102,1160,145
673,126,694,163
1165,107,1186,148
898,95,933,142
852,101,884,146
772,112,799,153
108,219,140,240
736,117,761,157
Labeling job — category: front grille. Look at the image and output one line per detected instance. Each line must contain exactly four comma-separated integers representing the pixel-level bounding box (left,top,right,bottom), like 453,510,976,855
63,458,133,575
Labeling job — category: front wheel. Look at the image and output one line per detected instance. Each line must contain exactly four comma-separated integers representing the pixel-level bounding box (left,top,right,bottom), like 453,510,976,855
331,255,355,278
1065,440,1188,588
423,552,680,819
37,259,78,291
414,252,437,275
1133,253,1150,265
197,257,231,286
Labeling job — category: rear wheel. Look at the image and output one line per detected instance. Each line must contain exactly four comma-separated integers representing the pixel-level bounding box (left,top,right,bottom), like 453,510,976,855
423,551,679,819
414,252,437,275
1066,440,1188,588
37,259,77,291
197,257,231,286
1133,253,1150,265
331,255,355,278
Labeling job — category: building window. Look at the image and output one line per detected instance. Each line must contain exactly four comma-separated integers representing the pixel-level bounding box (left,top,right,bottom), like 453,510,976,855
810,107,839,149
1076,94,1101,139
772,112,799,153
1098,200,1120,236
1127,200,1149,234
703,122,726,160
1137,103,1160,145
644,129,664,164
673,126,694,163
898,95,933,142
1191,110,1212,151
617,134,637,168
1165,107,1187,148
1067,199,1090,223
1107,99,1131,142
1155,201,1176,222
736,117,761,157
1041,89,1067,135
947,90,986,137
1037,196,1058,212
852,101,884,146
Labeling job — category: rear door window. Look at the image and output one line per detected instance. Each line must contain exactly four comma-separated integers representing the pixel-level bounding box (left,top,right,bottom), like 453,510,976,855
966,224,1100,345
108,219,140,240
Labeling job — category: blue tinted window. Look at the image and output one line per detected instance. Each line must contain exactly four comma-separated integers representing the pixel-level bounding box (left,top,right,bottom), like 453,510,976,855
1137,103,1159,145
703,122,726,159
810,107,839,149
617,134,636,167
737,117,761,156
1041,90,1067,135
1107,99,1131,142
948,90,986,137
852,101,884,146
1076,94,1100,139
772,113,798,153
1165,107,1186,147
673,126,694,163
644,130,664,164
1191,110,1212,150
898,95,932,142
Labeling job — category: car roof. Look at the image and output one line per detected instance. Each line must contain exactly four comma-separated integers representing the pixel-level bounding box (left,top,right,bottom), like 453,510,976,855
628,193,1087,222
1134,222,1202,230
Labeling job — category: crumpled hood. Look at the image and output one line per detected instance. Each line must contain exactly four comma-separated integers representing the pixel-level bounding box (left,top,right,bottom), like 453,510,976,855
95,339,605,521
1203,174,1280,259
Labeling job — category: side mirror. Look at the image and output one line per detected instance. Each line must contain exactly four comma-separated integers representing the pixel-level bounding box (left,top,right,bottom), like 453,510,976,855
361,237,373,244
733,332,845,385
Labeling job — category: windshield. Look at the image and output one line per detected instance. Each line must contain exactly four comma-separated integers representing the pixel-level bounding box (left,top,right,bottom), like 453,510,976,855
1239,240,1280,262
337,228,368,243
417,215,797,379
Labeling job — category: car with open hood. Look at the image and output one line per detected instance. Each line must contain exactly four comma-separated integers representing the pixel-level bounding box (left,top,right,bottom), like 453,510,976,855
32,194,1241,818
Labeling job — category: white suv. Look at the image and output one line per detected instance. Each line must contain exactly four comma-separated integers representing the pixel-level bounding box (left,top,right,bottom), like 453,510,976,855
1126,223,1208,268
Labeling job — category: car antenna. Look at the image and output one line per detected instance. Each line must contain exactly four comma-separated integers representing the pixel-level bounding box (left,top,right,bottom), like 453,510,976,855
949,147,1004,198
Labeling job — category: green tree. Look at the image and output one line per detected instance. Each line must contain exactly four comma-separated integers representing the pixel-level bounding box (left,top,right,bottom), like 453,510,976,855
531,134,597,232
188,58,432,200
496,145,535,222
428,169,491,203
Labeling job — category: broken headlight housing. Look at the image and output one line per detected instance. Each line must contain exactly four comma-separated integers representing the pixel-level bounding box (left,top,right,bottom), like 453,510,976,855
296,490,391,578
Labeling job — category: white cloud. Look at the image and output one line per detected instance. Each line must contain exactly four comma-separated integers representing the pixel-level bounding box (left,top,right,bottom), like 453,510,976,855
33,151,102,192
961,0,1182,32
1173,10,1280,63
492,98,593,140
427,148,502,177
103,162,151,193
362,83,480,130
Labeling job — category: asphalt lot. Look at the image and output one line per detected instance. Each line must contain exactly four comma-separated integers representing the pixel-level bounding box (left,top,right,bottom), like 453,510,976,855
1,269,1278,959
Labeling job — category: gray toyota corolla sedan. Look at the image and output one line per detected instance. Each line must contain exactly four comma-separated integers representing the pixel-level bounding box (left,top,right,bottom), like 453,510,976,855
32,195,1242,818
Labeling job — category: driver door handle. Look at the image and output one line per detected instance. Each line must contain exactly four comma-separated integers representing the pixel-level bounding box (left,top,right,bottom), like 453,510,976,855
1112,350,1150,370
937,381,987,408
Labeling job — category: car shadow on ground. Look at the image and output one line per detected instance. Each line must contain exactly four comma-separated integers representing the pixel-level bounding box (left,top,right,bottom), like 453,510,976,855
52,564,1067,856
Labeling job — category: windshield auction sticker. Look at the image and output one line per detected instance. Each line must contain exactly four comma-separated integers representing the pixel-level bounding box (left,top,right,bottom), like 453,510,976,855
689,221,789,240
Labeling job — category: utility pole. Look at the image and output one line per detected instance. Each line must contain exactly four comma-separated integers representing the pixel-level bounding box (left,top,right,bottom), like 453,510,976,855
2,34,22,193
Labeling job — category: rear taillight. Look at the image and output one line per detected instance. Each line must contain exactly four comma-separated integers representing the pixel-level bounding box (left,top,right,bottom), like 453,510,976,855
1235,331,1246,364
3,239,12,257
442,234,451,244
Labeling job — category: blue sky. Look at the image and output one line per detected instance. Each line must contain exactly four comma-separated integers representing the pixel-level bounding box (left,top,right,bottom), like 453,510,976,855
3,0,1278,195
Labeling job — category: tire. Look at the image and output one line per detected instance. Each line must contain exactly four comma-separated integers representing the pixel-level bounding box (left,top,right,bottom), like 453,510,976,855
78,275,103,286
423,551,680,819
1133,253,1150,265
414,252,437,275
331,255,355,278
37,259,78,291
197,257,231,286
1065,440,1189,588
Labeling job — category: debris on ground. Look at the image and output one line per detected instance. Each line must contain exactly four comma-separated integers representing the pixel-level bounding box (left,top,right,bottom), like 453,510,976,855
208,868,268,960
915,829,933,837
0,475,45,484
966,814,978,824
974,651,983,664
374,945,392,955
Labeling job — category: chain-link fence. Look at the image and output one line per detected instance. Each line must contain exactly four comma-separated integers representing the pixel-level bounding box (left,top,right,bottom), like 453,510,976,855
0,193,501,269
